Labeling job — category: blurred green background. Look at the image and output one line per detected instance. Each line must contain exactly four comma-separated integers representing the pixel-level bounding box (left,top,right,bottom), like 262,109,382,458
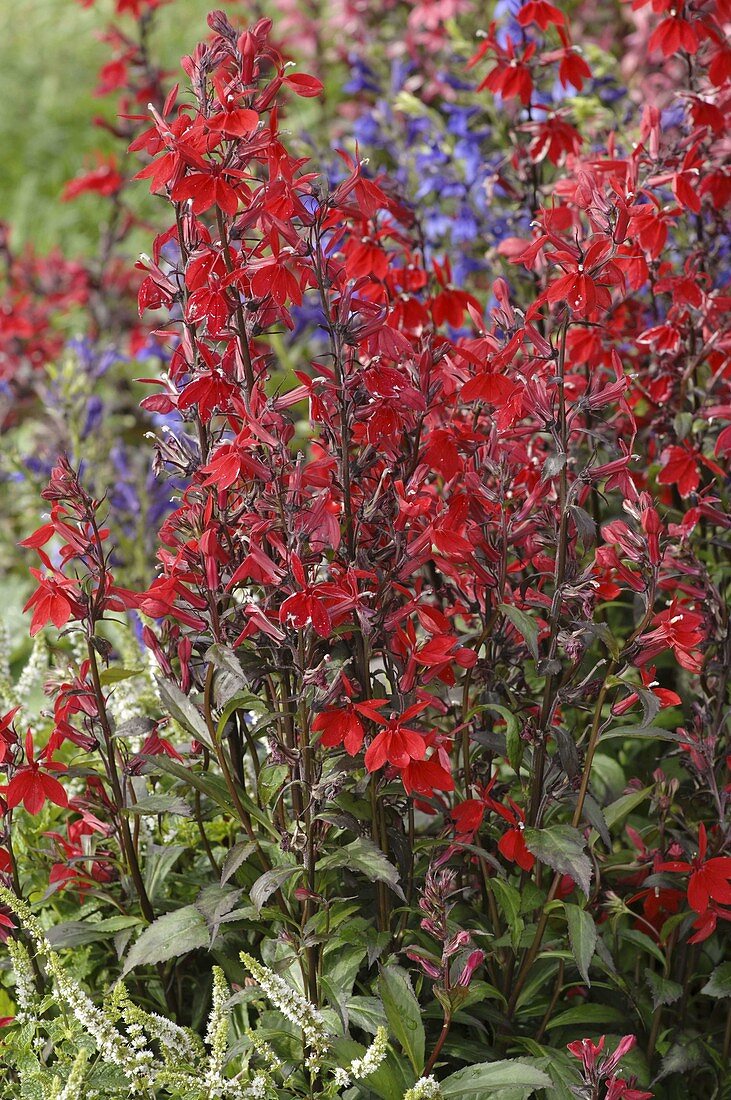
0,0,233,254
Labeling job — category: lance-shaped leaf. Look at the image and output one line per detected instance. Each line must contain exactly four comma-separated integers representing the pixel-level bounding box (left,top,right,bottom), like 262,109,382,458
122,906,208,974
564,903,597,985
317,837,404,899
523,825,592,897
499,603,540,661
378,964,425,1076
250,865,301,914
440,1059,552,1097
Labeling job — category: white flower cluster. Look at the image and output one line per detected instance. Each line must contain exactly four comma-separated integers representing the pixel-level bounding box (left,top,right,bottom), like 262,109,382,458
240,952,331,1069
133,1002,203,1065
50,961,152,1088
0,888,154,1091
335,1025,389,1089
403,1076,443,1100
246,1073,270,1098
5,936,37,1023
204,966,231,1096
51,1049,88,1100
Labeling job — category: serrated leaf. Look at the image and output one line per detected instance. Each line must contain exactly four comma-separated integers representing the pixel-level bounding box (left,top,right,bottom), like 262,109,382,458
440,1060,552,1098
144,843,185,904
656,1034,706,1081
348,996,388,1035
378,965,425,1076
645,968,682,1009
220,840,257,886
523,825,592,897
114,716,155,741
564,904,596,986
156,679,211,747
250,865,301,914
575,791,610,848
122,906,208,974
332,1037,412,1100
317,837,405,899
701,962,731,998
46,916,140,949
499,604,540,660
146,755,277,836
205,644,249,687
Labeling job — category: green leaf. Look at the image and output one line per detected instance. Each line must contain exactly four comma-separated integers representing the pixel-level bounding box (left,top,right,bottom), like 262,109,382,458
545,1004,626,1031
156,678,212,747
701,962,731,999
317,837,404,900
144,843,185,905
600,787,652,833
491,878,524,949
205,643,250,687
499,604,540,661
484,704,522,774
523,825,592,897
347,996,388,1035
645,969,682,1010
257,762,288,806
619,928,666,968
99,666,142,685
565,904,596,986
146,755,277,836
250,865,301,915
122,906,208,974
440,1060,552,1098
219,840,257,886
601,725,685,743
378,964,425,1077
46,915,140,949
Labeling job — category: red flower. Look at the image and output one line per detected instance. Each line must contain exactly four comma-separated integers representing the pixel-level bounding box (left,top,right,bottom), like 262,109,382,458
312,698,388,756
62,157,123,202
22,568,83,636
490,799,535,871
612,666,681,717
5,732,68,816
364,702,429,772
452,797,487,839
657,445,699,497
399,730,454,799
657,824,731,915
498,822,535,872
279,555,333,638
636,599,705,674
648,12,698,57
516,0,564,29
